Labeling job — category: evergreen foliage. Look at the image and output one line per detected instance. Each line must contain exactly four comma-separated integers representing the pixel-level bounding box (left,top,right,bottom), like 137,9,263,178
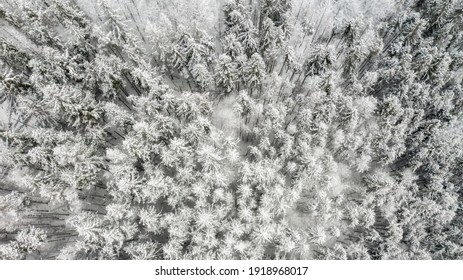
0,0,462,260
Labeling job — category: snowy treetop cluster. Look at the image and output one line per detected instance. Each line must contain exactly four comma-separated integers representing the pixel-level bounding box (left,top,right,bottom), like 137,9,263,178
0,0,462,259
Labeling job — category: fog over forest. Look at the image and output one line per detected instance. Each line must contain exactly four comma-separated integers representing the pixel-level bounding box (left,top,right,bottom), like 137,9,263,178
0,0,462,260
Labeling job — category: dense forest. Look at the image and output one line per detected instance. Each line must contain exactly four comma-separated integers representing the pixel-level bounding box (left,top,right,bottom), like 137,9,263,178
0,0,462,260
